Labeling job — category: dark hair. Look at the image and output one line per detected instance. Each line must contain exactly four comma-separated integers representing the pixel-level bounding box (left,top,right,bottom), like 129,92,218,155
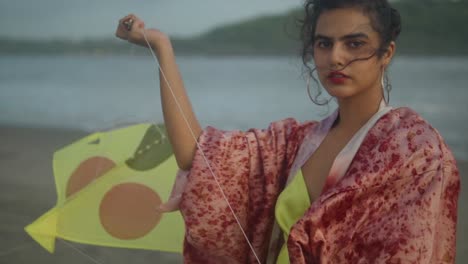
300,0,402,105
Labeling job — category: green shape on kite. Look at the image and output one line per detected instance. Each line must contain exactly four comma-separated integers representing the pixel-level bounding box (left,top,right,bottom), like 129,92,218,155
126,124,173,171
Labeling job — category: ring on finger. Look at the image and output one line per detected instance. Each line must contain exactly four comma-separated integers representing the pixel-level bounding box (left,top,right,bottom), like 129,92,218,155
123,18,134,31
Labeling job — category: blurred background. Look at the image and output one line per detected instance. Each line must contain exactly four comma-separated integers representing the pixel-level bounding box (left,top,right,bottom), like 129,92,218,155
1,0,467,263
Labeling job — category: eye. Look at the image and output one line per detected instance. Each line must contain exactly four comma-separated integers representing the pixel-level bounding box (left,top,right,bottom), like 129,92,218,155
315,40,332,49
348,41,365,49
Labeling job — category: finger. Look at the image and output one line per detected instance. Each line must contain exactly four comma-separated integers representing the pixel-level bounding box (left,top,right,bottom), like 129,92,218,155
117,22,128,33
118,20,127,29
136,22,145,31
119,14,131,23
116,22,129,36
115,27,127,38
128,14,141,23
122,14,135,24
120,17,133,30
123,19,134,31
119,14,135,24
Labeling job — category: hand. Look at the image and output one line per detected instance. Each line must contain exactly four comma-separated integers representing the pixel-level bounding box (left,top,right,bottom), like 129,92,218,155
115,14,146,45
115,14,169,49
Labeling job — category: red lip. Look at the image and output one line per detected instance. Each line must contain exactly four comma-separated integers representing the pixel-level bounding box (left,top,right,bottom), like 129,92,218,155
327,71,349,84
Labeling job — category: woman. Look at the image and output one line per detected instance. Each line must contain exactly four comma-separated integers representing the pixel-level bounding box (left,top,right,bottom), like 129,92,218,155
116,0,460,263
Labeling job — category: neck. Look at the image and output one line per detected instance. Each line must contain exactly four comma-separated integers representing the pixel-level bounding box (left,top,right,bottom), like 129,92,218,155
334,86,384,132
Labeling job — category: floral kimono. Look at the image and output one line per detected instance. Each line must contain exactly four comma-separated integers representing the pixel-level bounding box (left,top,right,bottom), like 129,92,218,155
163,104,460,263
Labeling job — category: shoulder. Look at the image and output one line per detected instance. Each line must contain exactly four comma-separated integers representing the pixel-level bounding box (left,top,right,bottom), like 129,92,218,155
377,107,430,129
363,107,456,172
200,118,318,146
263,118,318,136
373,106,444,145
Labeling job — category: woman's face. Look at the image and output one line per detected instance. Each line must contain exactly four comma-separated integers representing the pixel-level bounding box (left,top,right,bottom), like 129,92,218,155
313,7,394,101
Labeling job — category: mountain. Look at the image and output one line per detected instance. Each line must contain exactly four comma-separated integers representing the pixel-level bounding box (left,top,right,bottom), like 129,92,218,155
1,0,467,56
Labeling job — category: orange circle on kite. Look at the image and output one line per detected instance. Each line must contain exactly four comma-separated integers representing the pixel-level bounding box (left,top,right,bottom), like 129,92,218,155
99,183,162,240
66,156,116,197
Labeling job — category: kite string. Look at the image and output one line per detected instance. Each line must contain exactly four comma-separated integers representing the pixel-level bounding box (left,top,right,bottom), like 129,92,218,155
142,30,261,264
60,239,105,264
67,28,260,264
0,241,33,258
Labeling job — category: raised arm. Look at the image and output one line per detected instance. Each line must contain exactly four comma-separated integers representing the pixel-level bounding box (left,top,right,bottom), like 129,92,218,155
115,14,202,170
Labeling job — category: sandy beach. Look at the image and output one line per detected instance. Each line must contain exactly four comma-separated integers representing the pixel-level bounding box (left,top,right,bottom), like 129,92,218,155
0,126,466,263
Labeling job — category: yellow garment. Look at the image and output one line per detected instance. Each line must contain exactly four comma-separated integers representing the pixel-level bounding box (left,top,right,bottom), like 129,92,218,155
275,170,311,264
24,124,184,253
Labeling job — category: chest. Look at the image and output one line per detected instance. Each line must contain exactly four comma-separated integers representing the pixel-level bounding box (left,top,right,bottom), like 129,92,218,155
301,132,351,202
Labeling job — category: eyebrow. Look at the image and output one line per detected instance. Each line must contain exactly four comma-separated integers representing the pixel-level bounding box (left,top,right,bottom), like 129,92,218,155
314,33,369,41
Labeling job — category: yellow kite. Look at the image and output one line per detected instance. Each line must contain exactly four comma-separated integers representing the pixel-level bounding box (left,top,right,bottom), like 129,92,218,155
24,123,184,253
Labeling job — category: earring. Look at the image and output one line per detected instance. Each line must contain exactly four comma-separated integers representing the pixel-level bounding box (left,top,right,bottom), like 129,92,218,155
381,68,385,90
381,68,392,104
305,68,331,106
306,73,313,102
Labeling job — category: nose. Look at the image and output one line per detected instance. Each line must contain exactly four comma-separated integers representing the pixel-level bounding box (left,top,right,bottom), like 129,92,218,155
329,44,346,70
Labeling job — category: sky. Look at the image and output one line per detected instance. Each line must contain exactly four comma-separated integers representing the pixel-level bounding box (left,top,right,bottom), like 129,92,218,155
0,0,302,40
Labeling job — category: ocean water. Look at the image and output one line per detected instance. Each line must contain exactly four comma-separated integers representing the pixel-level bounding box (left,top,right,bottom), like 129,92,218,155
0,54,467,160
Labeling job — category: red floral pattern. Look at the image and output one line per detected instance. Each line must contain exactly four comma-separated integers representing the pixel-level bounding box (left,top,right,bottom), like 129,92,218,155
179,108,460,263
